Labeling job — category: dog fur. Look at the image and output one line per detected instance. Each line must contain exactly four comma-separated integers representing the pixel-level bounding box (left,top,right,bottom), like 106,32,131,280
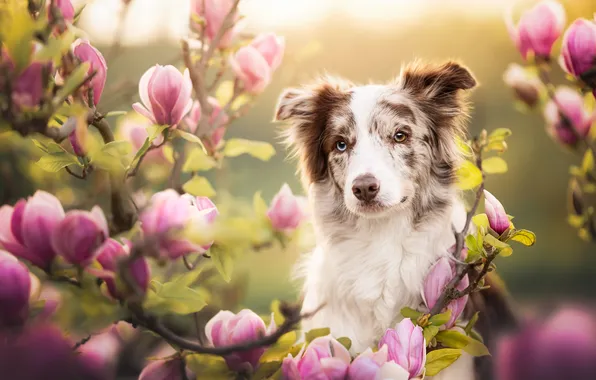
275,61,495,380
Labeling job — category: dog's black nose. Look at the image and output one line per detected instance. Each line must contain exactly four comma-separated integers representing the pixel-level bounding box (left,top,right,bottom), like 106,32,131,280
352,174,380,202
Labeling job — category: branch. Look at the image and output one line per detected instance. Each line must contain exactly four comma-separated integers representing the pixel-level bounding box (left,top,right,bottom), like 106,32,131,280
429,137,485,316
131,302,312,356
126,134,169,179
72,335,92,350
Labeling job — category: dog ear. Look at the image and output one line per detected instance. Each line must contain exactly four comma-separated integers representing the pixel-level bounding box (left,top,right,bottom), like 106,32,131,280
400,60,477,100
274,76,352,184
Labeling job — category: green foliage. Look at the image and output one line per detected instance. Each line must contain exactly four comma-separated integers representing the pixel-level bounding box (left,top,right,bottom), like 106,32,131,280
36,150,81,172
507,229,536,246
456,160,483,190
428,310,452,327
425,348,462,376
305,327,331,343
423,325,440,343
183,146,218,172
34,29,75,66
172,129,207,151
185,354,232,380
223,139,276,161
55,62,91,104
482,156,508,174
210,246,233,283
0,0,38,71
400,306,423,320
464,312,479,335
435,330,490,357
183,175,217,197
143,270,208,316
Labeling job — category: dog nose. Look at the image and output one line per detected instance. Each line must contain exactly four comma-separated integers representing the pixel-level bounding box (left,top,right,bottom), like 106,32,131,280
352,174,380,202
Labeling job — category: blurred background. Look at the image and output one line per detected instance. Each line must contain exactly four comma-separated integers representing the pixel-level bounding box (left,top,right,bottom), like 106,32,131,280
2,0,596,315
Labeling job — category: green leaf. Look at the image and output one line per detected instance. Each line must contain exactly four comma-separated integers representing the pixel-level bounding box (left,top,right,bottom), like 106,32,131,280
455,137,472,156
260,331,299,362
337,337,352,351
172,129,207,151
55,62,91,102
483,140,508,153
253,191,269,218
508,229,536,246
182,147,217,172
36,151,80,172
104,111,128,118
499,246,513,257
146,124,169,141
253,360,283,380
482,157,508,174
483,234,510,250
488,128,512,140
31,139,65,154
401,307,423,320
425,348,462,376
456,160,483,190
423,325,440,343
435,330,490,357
582,150,595,173
102,140,132,157
305,328,331,343
182,176,216,197
143,278,207,316
186,354,232,380
472,213,489,230
0,5,37,71
210,248,233,282
33,30,75,65
429,310,452,327
465,235,479,252
435,330,470,349
223,139,276,161
464,312,479,335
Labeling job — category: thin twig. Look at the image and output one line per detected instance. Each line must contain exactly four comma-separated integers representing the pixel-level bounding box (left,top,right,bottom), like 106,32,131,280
72,335,92,350
126,136,168,179
65,166,86,179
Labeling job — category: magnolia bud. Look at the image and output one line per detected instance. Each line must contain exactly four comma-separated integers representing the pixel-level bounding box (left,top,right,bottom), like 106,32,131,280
560,18,596,87
266,184,305,232
0,252,31,327
484,190,511,235
378,318,426,379
282,336,351,380
72,39,108,106
503,63,542,108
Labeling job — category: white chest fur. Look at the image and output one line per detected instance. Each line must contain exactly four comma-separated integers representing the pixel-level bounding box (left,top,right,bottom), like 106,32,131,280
297,193,467,354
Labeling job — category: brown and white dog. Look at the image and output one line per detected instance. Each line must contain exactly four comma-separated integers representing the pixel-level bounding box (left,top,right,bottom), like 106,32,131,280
274,61,517,379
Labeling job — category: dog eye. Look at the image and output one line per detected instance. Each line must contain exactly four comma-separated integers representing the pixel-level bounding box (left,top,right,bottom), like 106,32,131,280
393,131,408,143
335,141,348,152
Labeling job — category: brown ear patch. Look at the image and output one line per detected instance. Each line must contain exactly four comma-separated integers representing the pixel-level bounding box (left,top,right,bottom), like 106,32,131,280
401,60,477,98
274,76,353,185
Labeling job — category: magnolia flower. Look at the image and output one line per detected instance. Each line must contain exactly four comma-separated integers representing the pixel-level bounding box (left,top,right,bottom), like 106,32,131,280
348,345,410,380
423,257,469,328
503,63,543,108
282,336,351,380
560,18,596,79
72,39,108,106
50,206,109,267
229,33,285,94
133,65,193,127
190,0,242,48
11,61,45,109
77,330,122,379
543,87,594,146
96,238,150,299
0,191,65,270
506,0,566,60
140,190,218,259
379,318,426,379
139,358,194,380
497,306,596,380
267,184,305,232
483,190,511,235
0,251,31,327
118,116,165,162
184,98,228,147
205,309,275,372
50,0,75,23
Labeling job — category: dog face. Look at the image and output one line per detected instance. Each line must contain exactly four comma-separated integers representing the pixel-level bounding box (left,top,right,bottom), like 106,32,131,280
275,61,476,219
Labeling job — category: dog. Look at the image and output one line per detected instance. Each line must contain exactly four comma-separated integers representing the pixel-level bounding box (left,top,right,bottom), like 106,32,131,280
274,61,517,379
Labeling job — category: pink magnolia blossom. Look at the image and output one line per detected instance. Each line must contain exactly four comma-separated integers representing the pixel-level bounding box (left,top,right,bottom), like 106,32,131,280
133,65,193,127
348,345,410,380
0,250,31,327
184,98,228,147
423,257,470,329
483,190,512,235
282,336,351,380
11,61,45,109
560,18,596,79
0,191,65,270
51,206,109,267
77,329,122,379
49,0,75,23
503,63,543,108
140,190,218,259
251,33,285,71
543,87,594,146
72,39,108,106
267,184,305,232
379,318,426,379
230,46,272,94
119,117,165,162
96,238,150,299
139,358,194,380
506,0,566,60
205,309,275,372
190,0,242,48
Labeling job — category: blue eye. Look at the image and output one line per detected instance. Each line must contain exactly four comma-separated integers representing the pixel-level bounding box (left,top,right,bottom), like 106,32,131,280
336,141,347,152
